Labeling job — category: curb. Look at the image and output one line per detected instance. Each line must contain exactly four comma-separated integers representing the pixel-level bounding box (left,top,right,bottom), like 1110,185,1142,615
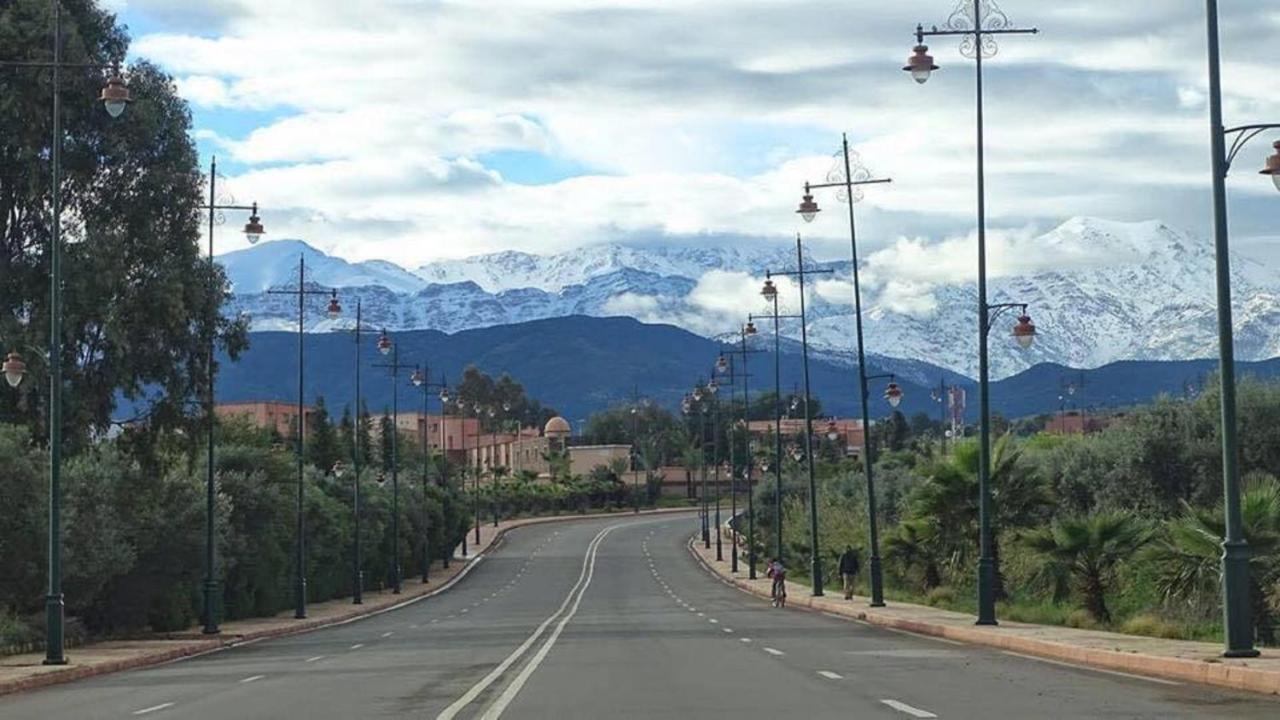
686,535,1280,697
1,506,696,698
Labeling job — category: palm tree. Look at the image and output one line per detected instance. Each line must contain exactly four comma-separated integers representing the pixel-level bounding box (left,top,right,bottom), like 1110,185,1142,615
1020,512,1151,623
1145,474,1280,643
907,434,1052,597
884,519,945,592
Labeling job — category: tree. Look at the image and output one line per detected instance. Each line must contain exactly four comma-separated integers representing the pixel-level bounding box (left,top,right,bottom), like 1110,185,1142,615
357,400,374,467
379,410,395,471
0,1,247,456
1144,474,1280,643
884,519,944,592
307,396,339,471
337,405,354,464
1020,512,1151,623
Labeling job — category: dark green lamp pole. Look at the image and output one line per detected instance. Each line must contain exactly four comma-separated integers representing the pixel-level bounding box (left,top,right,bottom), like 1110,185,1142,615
757,238,829,591
267,257,341,619
797,135,892,607
764,237,832,596
1,0,133,665
198,158,264,633
739,321,763,579
748,297,793,567
907,0,1037,625
373,339,412,594
347,299,385,604
1202,0,1280,657
411,364,449,583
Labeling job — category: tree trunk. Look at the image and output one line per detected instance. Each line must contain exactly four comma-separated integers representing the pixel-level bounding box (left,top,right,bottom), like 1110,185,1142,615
1081,571,1109,623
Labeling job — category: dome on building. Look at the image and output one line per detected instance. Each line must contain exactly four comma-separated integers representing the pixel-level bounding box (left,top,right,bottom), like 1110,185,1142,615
544,416,571,437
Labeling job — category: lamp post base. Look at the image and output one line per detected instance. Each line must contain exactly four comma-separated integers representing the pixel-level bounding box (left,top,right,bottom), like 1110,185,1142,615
869,555,886,607
1222,539,1259,657
976,557,998,626
201,579,221,634
42,594,67,666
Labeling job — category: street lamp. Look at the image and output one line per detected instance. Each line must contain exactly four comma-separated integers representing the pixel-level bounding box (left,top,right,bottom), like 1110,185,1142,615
1202,0,1280,657
797,136,893,606
266,258,340,619
706,373,725,562
0,1,134,665
764,236,833,596
197,157,266,635
345,299,387,603
906,0,1037,626
411,364,447,583
4,352,26,389
748,297,790,568
729,323,764,579
373,338,412,594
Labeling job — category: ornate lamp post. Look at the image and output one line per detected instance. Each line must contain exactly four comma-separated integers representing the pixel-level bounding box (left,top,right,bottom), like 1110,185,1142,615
798,138,893,607
764,236,833,595
196,158,264,635
1201,0,1280,657
1,1,133,664
373,336,413,594
906,0,1037,625
410,365,449,583
748,296,797,567
344,300,386,604
737,321,765,579
266,259,341,618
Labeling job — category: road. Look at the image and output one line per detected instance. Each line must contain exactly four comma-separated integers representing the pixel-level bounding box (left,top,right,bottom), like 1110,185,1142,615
1,512,1277,719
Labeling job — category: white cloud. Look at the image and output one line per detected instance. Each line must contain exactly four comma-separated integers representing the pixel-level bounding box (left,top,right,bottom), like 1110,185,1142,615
121,0,1280,266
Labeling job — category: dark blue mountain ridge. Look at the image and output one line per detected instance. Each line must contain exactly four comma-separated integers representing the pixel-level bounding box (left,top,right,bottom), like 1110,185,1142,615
206,315,1280,426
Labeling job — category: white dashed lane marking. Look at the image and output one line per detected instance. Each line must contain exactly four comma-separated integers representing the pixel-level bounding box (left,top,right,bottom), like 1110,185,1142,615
763,647,785,656
349,644,364,650
239,675,265,684
817,670,843,680
132,703,175,715
381,631,394,638
304,655,325,663
880,699,938,718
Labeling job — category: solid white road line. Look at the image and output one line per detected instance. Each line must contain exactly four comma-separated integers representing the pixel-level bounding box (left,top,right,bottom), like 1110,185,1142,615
763,647,785,656
880,699,937,718
132,703,175,715
817,671,843,680
304,655,325,663
239,675,265,684
479,525,619,720
1002,651,1182,685
436,524,618,720
349,644,364,650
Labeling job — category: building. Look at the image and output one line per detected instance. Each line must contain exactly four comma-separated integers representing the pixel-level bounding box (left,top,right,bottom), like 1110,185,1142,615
744,417,866,457
215,401,314,438
1045,411,1110,435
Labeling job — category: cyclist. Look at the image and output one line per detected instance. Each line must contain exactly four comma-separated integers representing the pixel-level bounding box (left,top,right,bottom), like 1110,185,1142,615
766,558,787,608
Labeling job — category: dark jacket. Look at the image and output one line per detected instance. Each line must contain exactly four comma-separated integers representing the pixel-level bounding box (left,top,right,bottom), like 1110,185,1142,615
838,551,860,575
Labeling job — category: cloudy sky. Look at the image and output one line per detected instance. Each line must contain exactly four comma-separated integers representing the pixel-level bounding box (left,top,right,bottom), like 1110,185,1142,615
107,0,1280,275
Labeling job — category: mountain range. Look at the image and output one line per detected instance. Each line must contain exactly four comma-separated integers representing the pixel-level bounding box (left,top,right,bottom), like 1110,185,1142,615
218,217,1280,380
207,316,1280,425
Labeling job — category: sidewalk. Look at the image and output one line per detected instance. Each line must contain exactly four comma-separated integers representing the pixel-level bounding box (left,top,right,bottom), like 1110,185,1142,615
0,506,690,697
691,535,1280,697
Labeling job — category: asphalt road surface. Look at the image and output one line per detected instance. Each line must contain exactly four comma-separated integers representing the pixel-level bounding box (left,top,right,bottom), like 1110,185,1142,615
3,512,1278,719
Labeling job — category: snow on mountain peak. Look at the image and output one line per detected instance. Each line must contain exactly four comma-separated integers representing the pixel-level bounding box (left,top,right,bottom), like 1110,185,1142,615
223,219,1280,380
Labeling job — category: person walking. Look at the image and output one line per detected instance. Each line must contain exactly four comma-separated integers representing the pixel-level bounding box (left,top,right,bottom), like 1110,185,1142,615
839,546,860,600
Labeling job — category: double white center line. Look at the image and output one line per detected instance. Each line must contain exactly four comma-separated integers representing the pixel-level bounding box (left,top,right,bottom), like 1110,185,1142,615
437,523,621,720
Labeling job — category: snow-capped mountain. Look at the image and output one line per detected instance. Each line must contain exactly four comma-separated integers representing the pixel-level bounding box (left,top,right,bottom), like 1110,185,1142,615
221,218,1280,380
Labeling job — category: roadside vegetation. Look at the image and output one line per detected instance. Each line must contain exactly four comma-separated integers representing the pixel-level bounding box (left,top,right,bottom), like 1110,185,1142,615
749,378,1280,646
